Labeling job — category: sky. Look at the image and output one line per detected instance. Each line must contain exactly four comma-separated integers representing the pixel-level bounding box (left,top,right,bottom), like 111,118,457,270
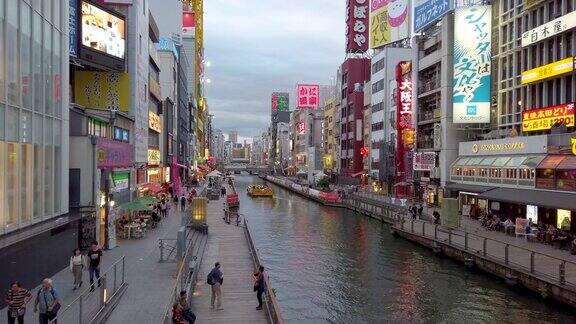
151,0,346,140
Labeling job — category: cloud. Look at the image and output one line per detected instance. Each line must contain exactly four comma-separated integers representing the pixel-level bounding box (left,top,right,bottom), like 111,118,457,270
204,0,345,138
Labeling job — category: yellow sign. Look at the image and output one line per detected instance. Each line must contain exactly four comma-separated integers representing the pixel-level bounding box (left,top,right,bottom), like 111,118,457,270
521,57,574,84
571,138,576,155
148,149,160,165
522,104,574,132
149,111,161,133
370,1,410,48
323,154,333,169
74,72,130,112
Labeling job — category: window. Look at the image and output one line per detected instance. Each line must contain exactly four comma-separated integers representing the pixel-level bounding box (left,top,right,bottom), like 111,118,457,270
372,80,384,93
7,0,20,105
371,122,384,132
372,102,383,113
114,127,129,142
33,12,42,112
21,4,32,109
88,118,109,137
43,20,52,115
6,143,19,229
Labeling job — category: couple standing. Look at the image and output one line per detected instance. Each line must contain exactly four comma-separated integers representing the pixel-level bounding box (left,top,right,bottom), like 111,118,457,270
69,241,103,292
206,262,267,311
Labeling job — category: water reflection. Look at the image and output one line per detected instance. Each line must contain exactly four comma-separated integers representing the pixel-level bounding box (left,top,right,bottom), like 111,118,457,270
235,175,576,323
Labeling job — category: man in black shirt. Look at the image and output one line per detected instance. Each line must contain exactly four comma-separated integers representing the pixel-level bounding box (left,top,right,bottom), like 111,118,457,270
87,241,103,292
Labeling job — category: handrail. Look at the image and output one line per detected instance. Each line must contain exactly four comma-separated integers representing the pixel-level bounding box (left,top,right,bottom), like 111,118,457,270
243,218,284,324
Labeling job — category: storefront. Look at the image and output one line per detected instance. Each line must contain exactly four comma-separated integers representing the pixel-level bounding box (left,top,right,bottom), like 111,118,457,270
147,148,162,184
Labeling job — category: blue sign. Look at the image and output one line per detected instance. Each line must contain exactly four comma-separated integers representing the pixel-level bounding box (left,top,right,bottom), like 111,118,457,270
158,37,179,61
69,0,78,57
453,6,492,124
413,0,453,33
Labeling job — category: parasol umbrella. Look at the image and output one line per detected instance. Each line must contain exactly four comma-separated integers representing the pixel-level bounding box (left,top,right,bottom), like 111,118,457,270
118,200,152,211
136,196,158,205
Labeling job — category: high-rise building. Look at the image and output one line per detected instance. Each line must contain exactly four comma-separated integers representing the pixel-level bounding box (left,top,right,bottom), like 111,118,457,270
229,131,238,144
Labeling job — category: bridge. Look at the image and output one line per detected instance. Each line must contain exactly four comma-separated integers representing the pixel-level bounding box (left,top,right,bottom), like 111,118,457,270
223,162,270,174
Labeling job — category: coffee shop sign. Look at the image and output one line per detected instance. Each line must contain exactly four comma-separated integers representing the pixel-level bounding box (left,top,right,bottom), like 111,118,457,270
472,142,525,154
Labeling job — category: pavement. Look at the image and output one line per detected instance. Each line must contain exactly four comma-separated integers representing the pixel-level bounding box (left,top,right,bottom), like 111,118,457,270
190,186,269,324
0,193,194,324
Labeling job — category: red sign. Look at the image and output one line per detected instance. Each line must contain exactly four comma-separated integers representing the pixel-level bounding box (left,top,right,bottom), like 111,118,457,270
360,146,369,157
297,84,320,109
396,61,413,185
296,121,306,135
522,103,575,132
182,12,195,35
346,0,369,53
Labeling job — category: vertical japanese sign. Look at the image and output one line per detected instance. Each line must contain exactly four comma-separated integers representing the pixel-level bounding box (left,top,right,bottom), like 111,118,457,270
346,0,369,53
69,0,78,57
413,0,452,32
370,0,410,48
271,92,289,112
453,6,492,124
396,61,413,183
297,84,320,109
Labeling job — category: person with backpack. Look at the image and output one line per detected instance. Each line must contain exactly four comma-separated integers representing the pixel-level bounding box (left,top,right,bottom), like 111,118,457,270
207,262,223,310
34,279,60,324
5,281,32,324
253,265,267,310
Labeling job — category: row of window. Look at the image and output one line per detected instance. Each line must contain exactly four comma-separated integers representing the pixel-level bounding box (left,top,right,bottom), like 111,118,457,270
452,167,535,180
372,102,383,114
372,58,385,75
372,80,384,94
372,122,384,132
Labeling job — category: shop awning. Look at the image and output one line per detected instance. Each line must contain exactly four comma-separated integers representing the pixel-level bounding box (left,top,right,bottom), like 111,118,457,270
478,187,576,211
445,182,495,193
451,155,546,169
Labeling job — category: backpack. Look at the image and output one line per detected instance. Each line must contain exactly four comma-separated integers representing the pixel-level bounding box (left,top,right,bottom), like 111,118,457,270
206,270,215,285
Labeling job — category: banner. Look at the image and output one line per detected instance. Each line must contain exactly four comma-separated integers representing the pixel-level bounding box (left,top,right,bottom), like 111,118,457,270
96,138,133,168
413,152,436,171
69,0,78,57
271,92,289,111
346,0,369,53
297,84,320,109
453,6,492,124
522,103,575,132
413,0,452,32
74,71,130,112
396,61,413,183
521,57,575,84
522,10,576,47
370,0,410,48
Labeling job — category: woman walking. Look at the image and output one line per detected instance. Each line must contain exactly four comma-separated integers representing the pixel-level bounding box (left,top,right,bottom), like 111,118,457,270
5,281,32,324
70,248,85,290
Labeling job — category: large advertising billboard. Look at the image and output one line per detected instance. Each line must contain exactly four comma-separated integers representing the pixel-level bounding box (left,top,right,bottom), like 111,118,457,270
453,6,491,124
271,92,289,112
522,10,576,47
346,0,369,53
413,0,452,32
521,57,575,84
522,103,575,132
74,71,130,112
297,84,320,109
370,0,410,48
81,1,125,59
396,61,413,184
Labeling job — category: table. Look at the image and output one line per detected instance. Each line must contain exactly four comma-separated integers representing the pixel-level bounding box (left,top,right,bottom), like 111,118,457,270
125,224,141,238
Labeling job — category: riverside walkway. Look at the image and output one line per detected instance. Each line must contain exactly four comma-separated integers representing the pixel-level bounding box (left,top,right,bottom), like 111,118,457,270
190,186,270,324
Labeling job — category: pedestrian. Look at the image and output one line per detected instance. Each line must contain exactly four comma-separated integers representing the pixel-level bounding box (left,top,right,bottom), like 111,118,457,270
69,248,85,290
87,241,103,292
34,279,60,324
5,281,32,324
220,187,226,197
180,196,186,212
433,211,440,224
410,206,416,220
418,205,423,219
253,265,267,310
178,290,196,323
161,200,168,218
207,262,223,310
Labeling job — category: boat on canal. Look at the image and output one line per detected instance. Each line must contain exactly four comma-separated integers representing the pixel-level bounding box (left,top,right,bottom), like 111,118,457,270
247,185,273,197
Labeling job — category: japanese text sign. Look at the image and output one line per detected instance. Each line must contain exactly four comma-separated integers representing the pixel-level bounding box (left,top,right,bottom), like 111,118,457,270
296,121,306,135
453,6,492,124
149,111,161,133
346,0,369,53
297,84,320,109
414,0,452,32
522,103,575,132
96,138,133,169
370,0,410,48
147,149,161,165
521,57,575,84
396,61,413,131
69,0,78,57
522,10,576,47
271,92,289,112
413,152,436,171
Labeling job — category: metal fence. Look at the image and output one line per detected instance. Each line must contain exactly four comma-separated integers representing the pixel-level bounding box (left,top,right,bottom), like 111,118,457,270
399,219,576,288
244,218,284,324
50,256,127,324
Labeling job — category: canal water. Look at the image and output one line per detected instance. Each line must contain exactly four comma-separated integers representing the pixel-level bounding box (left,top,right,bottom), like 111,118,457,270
235,175,576,323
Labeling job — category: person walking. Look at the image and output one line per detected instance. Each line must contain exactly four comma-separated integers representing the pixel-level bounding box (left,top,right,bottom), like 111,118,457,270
34,279,60,324
253,265,267,310
180,196,186,212
417,205,423,219
5,281,32,324
70,248,85,290
161,200,168,218
207,262,223,310
87,241,103,292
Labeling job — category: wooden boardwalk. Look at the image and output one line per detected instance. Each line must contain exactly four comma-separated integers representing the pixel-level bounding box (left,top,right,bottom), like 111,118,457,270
190,195,269,324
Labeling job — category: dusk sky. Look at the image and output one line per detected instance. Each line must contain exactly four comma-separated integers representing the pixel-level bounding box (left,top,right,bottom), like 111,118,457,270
152,0,346,140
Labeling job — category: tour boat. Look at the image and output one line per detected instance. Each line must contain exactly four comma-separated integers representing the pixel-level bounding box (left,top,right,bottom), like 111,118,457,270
247,185,274,197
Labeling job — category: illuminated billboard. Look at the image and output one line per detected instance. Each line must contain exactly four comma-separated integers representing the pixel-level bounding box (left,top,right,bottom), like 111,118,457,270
522,103,575,132
453,6,491,124
370,0,410,48
272,92,289,112
74,71,130,112
521,57,575,84
297,84,320,109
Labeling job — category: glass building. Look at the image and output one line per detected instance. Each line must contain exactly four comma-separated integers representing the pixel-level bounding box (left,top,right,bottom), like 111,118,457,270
0,0,69,235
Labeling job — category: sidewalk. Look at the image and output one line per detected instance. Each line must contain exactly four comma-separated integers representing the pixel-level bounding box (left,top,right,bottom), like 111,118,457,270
0,198,190,324
190,189,268,323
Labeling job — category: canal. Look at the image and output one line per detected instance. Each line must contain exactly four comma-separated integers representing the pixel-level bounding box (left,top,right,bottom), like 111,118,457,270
234,175,576,323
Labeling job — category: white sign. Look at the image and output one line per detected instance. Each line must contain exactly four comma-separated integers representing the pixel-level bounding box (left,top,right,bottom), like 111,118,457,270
527,205,538,223
413,152,436,171
458,135,548,156
522,11,576,47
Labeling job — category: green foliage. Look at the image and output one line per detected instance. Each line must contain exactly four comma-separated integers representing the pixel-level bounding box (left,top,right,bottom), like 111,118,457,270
316,177,330,189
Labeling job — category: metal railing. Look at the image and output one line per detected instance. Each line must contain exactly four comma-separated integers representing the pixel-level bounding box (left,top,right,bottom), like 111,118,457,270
399,218,576,288
50,256,127,324
243,218,284,324
160,229,207,324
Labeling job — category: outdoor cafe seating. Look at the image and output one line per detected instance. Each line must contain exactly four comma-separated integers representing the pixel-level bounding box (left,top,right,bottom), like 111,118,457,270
116,195,163,239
